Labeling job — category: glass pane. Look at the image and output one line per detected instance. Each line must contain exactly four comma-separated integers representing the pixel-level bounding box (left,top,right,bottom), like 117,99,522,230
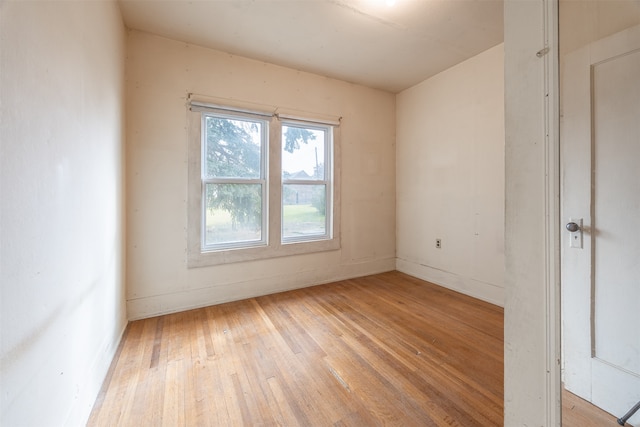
204,183,262,246
282,125,325,180
282,184,326,239
204,115,262,179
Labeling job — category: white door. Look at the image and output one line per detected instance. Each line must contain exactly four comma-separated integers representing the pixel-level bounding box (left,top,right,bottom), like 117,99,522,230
561,24,640,425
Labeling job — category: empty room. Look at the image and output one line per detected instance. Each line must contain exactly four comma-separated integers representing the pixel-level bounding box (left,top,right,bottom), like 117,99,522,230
1,0,638,426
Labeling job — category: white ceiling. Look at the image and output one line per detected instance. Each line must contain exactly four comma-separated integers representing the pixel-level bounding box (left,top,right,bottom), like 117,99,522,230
118,0,504,93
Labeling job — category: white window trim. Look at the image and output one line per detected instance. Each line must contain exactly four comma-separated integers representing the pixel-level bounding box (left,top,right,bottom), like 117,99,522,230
186,97,341,267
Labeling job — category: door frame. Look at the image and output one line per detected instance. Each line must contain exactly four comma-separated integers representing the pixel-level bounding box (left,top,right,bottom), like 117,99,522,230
504,0,561,425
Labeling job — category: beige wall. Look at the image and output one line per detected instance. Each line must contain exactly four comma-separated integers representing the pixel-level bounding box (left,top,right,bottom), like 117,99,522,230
395,44,505,306
559,0,640,56
125,31,396,320
0,1,127,425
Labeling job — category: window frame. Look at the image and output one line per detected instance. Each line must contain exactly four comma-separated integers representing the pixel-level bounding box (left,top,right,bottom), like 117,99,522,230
187,97,341,267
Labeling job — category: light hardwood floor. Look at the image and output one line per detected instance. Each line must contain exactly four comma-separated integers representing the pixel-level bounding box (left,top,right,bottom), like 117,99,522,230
88,271,617,426
89,272,503,426
562,388,620,426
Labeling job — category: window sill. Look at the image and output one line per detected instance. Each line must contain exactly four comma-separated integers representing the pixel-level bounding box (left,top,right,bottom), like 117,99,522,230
187,237,340,268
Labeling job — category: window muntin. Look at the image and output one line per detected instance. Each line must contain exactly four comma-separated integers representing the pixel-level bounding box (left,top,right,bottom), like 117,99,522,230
281,123,331,243
201,113,268,251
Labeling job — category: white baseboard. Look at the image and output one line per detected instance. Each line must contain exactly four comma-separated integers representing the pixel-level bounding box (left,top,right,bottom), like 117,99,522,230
65,322,128,427
127,257,396,320
396,258,504,307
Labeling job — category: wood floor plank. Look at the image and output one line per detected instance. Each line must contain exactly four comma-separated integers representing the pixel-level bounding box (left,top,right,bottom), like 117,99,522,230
251,299,335,425
212,306,249,426
250,303,341,425
186,310,213,427
120,323,152,424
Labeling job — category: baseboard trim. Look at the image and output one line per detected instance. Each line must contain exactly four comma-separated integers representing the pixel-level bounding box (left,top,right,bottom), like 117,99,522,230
396,258,504,307
66,321,128,427
127,258,396,320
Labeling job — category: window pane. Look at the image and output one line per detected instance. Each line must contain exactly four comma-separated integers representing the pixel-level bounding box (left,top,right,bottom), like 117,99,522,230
282,184,326,239
282,125,325,180
204,116,262,179
204,183,262,246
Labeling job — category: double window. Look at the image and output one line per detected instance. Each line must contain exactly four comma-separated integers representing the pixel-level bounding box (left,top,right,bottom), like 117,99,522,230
187,98,340,266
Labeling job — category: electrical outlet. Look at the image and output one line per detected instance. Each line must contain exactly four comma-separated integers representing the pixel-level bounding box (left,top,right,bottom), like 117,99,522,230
435,238,442,249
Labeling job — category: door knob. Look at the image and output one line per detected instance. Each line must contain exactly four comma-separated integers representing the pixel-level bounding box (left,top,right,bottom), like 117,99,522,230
566,222,580,232
567,218,583,248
